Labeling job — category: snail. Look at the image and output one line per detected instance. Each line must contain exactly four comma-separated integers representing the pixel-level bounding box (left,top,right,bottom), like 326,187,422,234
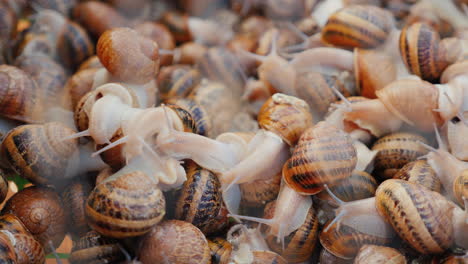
251,251,288,264
375,179,468,254
78,56,103,72
239,171,281,208
2,186,67,252
157,65,202,100
164,97,212,137
209,237,232,264
134,22,176,67
68,230,126,264
354,245,407,264
0,231,17,264
63,67,100,110
393,160,441,192
319,248,352,264
138,220,211,264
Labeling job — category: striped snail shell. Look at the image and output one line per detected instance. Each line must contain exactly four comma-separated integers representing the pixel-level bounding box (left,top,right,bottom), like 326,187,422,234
0,231,17,264
371,132,429,179
165,102,198,134
86,170,166,238
399,22,449,82
138,220,211,264
316,170,378,205
0,169,8,204
258,93,313,146
375,179,454,254
393,160,441,192
69,230,126,264
321,5,395,49
165,97,212,137
354,245,406,264
175,162,228,235
375,79,442,131
157,65,202,100
0,214,30,235
453,170,468,207
0,122,79,187
283,121,357,195
208,237,232,264
12,232,45,264
264,199,319,263
251,250,288,264
2,186,67,252
239,171,281,208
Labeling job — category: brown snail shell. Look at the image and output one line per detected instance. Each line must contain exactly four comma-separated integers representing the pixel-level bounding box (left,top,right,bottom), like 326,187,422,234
97,27,160,84
239,171,281,208
375,79,443,131
0,169,8,204
257,93,313,146
453,170,468,207
174,42,208,65
251,250,288,264
322,5,394,49
165,97,212,137
375,179,454,254
164,103,197,133
319,248,352,264
264,200,319,263
208,237,232,264
393,160,441,192
157,65,202,100
371,132,429,179
283,121,357,195
399,22,449,82
354,245,406,264
86,170,166,238
68,230,126,264
2,186,67,252
161,11,192,43
63,68,99,110
138,220,211,264
78,56,103,72
0,231,17,264
134,22,176,66
13,232,45,264
175,162,227,235
0,122,79,187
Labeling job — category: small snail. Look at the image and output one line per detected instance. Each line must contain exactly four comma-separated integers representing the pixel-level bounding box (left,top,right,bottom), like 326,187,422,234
354,245,407,264
69,230,126,264
138,220,211,264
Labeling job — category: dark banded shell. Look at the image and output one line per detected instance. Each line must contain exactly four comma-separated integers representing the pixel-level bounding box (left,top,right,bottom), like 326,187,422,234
399,22,449,82
175,163,227,235
322,5,394,49
57,19,94,70
157,65,202,100
252,251,288,264
161,11,191,43
208,237,232,264
258,93,313,146
354,245,406,264
166,97,212,137
316,170,377,204
283,121,357,195
453,170,468,207
240,171,281,208
14,233,45,264
295,71,351,118
375,179,454,254
0,214,29,234
319,217,393,259
265,200,319,263
393,160,441,192
86,171,166,238
166,103,197,133
138,220,211,264
69,231,126,264
0,122,79,187
372,132,429,180
0,232,16,264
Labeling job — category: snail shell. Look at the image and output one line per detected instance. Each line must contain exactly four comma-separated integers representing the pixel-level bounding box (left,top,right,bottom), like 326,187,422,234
393,160,441,192
157,65,202,100
175,163,227,235
399,22,449,82
165,103,197,133
13,232,45,264
453,170,468,207
2,186,67,252
319,248,352,264
86,170,166,238
161,11,192,43
441,254,468,264
78,56,103,72
134,22,176,66
354,245,406,264
375,179,454,254
322,5,394,49
263,0,307,20
138,220,211,264
264,200,319,263
371,132,429,179
257,93,313,146
68,230,126,264
239,171,281,208
0,169,8,204
63,68,99,110
97,27,160,84
0,122,79,187
283,121,357,195
208,237,232,264
0,231,17,264
251,250,288,264
165,97,212,137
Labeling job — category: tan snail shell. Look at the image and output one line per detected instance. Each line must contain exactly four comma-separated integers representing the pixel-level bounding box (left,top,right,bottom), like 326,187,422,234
208,237,232,264
283,121,357,195
257,93,313,146
354,245,406,264
97,27,160,84
2,186,67,252
161,11,192,43
399,22,449,82
78,56,103,72
68,230,126,264
321,5,395,49
175,162,228,235
264,200,319,263
375,179,454,254
157,65,202,100
63,68,99,110
319,248,352,264
393,160,441,192
0,122,79,187
86,170,166,238
453,170,468,207
138,220,211,264
239,171,281,208
372,132,429,179
251,250,288,264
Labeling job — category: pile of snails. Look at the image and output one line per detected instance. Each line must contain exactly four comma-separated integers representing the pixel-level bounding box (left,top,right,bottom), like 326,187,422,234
0,0,466,263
